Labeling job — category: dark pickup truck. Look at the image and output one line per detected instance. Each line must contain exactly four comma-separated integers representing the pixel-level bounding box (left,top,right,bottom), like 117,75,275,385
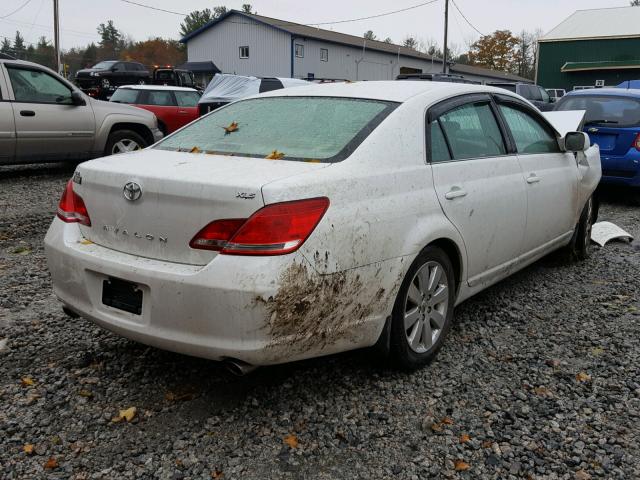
75,61,151,99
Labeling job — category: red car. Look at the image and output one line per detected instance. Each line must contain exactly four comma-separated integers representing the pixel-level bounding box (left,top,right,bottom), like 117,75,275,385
110,85,201,135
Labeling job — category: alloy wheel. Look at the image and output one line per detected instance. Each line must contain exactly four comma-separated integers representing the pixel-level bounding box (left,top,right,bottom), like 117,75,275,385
111,139,141,154
403,261,449,354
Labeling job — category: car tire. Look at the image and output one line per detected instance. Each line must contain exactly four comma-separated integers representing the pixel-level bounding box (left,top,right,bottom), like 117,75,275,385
389,246,455,370
567,195,594,261
104,130,148,156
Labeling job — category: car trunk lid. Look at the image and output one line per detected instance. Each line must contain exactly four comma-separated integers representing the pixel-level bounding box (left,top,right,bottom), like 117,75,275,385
75,149,329,265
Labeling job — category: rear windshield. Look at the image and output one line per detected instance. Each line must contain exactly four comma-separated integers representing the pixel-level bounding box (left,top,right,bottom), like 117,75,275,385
110,88,139,104
556,95,640,127
154,96,398,162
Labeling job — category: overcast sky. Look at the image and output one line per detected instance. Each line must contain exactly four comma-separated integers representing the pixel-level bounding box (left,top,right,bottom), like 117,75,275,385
0,0,633,52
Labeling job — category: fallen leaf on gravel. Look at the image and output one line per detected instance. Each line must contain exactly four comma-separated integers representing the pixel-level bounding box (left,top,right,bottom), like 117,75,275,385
211,469,224,479
112,406,137,423
575,470,591,480
430,422,443,433
482,440,493,448
441,417,454,425
454,459,470,471
459,434,470,444
576,372,591,383
23,444,34,455
534,386,553,398
78,389,93,398
590,347,604,356
283,434,298,448
12,246,31,255
165,387,197,402
44,457,58,469
21,377,35,387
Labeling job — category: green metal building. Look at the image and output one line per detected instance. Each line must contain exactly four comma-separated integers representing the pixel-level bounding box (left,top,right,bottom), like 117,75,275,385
537,6,640,91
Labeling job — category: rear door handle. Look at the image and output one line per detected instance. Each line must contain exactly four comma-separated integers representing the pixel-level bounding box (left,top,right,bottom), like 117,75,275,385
526,174,541,184
20,110,35,117
444,186,468,200
178,110,188,114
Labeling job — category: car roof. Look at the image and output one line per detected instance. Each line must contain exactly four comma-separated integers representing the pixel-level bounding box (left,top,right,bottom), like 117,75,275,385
117,85,199,92
565,88,640,98
255,80,524,104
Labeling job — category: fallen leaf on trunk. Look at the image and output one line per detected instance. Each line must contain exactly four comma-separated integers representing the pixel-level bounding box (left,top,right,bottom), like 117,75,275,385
265,150,285,160
21,377,35,387
44,457,58,469
23,444,34,455
576,372,591,383
112,406,137,423
459,434,471,444
454,459,470,471
283,434,298,448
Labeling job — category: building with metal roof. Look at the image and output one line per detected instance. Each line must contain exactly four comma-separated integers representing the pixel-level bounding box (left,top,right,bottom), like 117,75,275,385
180,10,530,84
537,6,640,91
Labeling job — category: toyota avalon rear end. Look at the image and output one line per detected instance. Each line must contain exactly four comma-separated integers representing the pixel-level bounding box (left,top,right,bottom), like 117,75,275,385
44,94,401,367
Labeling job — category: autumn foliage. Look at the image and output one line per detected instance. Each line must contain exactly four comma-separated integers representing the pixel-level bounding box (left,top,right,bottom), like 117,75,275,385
467,30,521,73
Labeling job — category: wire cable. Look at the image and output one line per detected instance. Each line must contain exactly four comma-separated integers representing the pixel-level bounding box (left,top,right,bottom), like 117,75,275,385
1,0,34,19
450,0,484,37
118,0,441,27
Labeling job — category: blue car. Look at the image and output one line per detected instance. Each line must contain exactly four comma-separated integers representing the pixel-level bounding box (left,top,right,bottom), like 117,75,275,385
555,88,640,192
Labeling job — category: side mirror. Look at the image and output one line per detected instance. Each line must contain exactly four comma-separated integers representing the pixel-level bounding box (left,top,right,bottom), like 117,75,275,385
71,90,86,106
564,131,590,152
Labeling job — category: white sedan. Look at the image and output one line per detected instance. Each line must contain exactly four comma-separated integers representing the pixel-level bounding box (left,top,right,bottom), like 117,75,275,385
44,81,601,373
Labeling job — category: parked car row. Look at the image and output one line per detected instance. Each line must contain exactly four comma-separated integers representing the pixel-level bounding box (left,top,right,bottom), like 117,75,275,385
44,81,601,372
75,60,199,100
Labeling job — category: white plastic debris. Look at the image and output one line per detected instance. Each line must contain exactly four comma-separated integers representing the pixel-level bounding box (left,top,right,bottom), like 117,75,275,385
591,221,634,247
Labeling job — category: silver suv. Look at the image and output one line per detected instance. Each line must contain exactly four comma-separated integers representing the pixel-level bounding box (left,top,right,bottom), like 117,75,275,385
0,59,163,165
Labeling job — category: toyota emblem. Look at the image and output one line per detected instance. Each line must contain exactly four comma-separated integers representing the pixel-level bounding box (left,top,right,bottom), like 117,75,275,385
123,182,142,202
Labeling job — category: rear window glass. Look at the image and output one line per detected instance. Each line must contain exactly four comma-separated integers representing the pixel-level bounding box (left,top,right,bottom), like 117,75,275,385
556,95,640,127
154,97,398,162
175,91,201,107
145,90,175,106
492,84,517,93
110,88,139,104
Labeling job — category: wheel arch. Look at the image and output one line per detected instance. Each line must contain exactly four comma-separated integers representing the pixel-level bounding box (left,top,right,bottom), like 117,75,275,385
107,122,154,146
426,237,464,297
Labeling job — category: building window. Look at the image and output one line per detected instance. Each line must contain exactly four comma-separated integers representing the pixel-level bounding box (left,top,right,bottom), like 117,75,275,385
320,48,328,62
295,44,304,58
239,46,249,59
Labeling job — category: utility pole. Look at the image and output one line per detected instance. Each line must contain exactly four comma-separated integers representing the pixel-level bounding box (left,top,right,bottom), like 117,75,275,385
442,0,449,74
53,0,61,74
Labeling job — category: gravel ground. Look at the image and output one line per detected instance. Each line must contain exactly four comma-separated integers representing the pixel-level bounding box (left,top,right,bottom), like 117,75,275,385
1,163,639,480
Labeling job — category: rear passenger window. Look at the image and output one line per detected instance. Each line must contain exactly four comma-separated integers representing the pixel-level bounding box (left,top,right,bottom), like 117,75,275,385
438,103,506,160
145,91,175,106
429,120,451,163
499,105,559,154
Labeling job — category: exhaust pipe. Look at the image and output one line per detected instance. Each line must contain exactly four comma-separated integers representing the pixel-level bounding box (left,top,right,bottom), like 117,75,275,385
223,358,257,376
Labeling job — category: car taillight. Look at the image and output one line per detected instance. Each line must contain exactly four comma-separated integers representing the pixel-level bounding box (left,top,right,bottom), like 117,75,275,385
57,180,91,226
633,133,640,151
190,197,330,256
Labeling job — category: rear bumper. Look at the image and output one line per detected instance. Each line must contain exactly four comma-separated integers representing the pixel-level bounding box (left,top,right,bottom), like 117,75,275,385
600,150,640,187
44,219,393,366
